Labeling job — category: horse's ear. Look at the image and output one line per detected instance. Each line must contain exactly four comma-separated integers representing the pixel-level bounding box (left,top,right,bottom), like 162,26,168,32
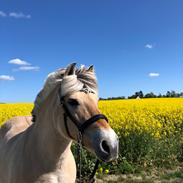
64,63,76,76
87,65,94,72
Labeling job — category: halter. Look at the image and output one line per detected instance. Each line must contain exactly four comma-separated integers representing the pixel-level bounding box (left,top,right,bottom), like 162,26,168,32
59,91,108,183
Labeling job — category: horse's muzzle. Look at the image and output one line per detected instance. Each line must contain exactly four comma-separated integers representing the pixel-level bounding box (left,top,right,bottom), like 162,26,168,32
93,129,119,162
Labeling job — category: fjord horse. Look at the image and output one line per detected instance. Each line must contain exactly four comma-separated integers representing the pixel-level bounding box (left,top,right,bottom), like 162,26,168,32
0,64,118,183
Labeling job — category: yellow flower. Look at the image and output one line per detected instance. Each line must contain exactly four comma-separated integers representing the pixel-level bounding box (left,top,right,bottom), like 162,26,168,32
98,167,103,174
104,169,109,174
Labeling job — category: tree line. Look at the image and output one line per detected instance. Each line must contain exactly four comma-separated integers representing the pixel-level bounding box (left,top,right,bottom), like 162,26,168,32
100,90,183,100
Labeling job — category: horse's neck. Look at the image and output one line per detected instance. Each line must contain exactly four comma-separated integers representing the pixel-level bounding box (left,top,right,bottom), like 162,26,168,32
25,89,72,171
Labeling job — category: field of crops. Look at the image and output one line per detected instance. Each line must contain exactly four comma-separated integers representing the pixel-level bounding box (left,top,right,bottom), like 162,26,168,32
1,99,183,133
0,103,33,126
100,98,183,139
0,98,183,175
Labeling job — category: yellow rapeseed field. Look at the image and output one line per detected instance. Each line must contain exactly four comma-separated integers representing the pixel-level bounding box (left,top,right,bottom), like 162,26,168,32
0,103,33,126
0,98,183,139
99,98,183,139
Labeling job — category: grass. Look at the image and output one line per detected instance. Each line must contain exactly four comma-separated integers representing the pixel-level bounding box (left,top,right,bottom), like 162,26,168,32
162,171,183,180
96,164,183,183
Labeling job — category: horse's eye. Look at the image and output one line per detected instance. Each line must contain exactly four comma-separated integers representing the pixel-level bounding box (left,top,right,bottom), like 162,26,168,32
68,99,79,106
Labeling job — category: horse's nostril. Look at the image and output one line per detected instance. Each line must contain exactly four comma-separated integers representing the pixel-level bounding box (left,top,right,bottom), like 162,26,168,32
101,140,110,154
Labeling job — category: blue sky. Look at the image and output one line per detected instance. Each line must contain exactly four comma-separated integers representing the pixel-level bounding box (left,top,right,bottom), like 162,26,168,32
0,0,183,102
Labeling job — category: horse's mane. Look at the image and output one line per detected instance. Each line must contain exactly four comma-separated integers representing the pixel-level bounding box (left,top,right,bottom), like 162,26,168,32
32,64,98,120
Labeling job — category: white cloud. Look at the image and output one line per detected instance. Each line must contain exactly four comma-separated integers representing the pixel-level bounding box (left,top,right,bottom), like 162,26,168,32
149,73,160,77
0,75,15,81
8,58,30,66
9,58,40,72
0,11,31,19
145,44,153,49
18,66,40,71
0,11,7,17
9,12,31,19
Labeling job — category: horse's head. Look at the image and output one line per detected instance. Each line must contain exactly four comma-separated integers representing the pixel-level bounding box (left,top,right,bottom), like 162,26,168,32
32,63,118,162
57,63,119,162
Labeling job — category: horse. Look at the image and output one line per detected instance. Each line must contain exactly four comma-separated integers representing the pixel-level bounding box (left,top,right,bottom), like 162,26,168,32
0,63,119,183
